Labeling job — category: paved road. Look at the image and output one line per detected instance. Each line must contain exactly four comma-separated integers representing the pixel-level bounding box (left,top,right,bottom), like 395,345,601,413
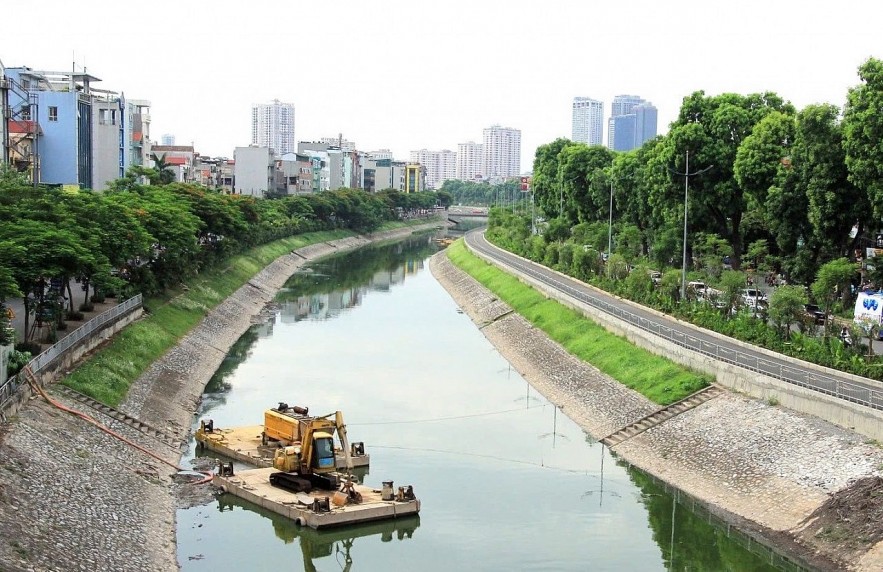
466,230,883,411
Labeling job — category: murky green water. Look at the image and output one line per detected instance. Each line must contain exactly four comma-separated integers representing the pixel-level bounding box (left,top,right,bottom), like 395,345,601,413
177,232,803,571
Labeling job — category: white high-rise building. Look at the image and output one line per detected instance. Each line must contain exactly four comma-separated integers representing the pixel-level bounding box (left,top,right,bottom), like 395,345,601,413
481,126,521,181
251,99,295,156
409,149,456,189
160,133,175,146
572,97,604,145
456,141,483,181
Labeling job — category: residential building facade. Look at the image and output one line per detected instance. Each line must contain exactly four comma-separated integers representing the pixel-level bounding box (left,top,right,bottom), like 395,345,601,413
409,148,456,189
572,97,603,146
403,163,425,193
456,141,483,181
276,152,313,195
251,99,295,156
1,66,150,190
481,126,521,182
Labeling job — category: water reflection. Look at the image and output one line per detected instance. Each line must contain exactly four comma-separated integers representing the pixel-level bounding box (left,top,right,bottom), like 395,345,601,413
277,232,441,324
216,495,419,569
628,465,800,572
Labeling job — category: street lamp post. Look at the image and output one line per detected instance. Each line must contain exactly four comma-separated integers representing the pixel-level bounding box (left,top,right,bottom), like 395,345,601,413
669,150,714,301
681,151,690,301
608,179,614,259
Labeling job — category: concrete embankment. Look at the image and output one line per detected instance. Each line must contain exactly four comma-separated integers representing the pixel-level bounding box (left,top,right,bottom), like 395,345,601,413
429,251,883,571
0,223,442,572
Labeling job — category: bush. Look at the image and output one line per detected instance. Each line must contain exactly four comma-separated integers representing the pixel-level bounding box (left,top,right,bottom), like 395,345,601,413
67,310,85,321
56,321,68,331
79,302,94,313
91,293,106,303
7,349,33,377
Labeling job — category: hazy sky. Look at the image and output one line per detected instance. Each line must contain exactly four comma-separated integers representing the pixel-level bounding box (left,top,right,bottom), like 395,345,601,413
2,0,881,171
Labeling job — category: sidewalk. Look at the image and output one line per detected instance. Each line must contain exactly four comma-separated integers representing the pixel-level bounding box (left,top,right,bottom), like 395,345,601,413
5,279,120,350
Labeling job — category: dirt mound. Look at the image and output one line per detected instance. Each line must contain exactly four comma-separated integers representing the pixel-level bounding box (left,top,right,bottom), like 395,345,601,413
798,476,883,562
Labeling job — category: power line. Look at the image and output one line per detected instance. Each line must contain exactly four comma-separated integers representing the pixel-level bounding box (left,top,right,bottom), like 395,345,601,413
348,403,548,426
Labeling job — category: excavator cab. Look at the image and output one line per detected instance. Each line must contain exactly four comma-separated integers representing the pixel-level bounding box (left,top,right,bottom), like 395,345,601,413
311,432,336,472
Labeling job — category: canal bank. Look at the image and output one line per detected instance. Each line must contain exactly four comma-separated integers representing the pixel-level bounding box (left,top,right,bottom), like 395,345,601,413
0,222,444,572
429,250,883,571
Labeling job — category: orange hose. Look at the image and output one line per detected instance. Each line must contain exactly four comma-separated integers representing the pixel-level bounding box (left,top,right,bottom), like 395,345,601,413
23,367,212,485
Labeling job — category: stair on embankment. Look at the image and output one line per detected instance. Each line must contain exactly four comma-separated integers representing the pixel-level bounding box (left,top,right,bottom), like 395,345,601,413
600,385,725,448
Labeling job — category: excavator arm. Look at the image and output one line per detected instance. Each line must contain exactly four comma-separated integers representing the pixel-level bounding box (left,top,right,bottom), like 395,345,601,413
335,411,354,472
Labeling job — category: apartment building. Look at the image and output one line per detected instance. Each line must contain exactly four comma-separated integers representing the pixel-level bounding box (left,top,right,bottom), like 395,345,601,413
251,99,295,156
482,125,521,182
456,141,483,181
409,148,456,189
572,97,604,146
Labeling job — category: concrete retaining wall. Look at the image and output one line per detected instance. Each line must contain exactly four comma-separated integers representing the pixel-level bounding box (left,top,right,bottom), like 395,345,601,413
0,307,143,421
467,241,883,442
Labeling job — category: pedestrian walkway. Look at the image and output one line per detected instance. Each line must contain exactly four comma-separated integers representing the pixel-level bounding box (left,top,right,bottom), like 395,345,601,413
5,278,120,349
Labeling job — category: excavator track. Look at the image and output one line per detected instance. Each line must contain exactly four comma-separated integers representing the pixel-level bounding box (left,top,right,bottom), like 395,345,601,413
52,385,183,450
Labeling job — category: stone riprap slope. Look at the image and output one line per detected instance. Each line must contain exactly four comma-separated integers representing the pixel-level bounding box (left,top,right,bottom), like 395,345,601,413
429,251,883,571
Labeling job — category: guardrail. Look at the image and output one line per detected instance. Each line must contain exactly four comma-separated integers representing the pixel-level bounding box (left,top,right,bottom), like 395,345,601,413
470,236,883,412
0,295,142,412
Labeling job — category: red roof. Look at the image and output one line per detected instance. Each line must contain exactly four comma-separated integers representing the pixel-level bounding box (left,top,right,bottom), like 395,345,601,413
165,156,187,165
7,120,40,134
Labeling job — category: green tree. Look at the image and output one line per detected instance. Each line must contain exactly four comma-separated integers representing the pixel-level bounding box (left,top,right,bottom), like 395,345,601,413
843,58,883,222
719,270,747,314
531,138,574,219
768,285,807,338
149,153,177,185
811,258,858,332
662,91,793,268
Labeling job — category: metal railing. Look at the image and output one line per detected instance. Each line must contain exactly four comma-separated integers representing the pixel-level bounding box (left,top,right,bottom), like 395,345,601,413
470,235,883,412
0,295,142,412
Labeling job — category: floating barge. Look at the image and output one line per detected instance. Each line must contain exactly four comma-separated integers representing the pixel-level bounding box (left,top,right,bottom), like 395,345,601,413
195,424,370,469
213,467,420,529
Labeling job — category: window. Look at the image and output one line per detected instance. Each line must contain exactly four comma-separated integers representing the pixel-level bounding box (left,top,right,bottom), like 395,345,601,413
20,104,31,121
48,106,58,122
99,109,116,125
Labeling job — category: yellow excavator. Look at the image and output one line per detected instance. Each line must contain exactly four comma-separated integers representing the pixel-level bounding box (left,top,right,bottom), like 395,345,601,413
265,403,354,493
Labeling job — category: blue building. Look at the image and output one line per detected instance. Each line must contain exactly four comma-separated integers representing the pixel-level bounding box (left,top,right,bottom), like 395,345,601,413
607,95,658,152
1,67,150,190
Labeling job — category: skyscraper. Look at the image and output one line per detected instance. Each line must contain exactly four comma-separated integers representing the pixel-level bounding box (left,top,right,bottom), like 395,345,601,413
607,95,657,151
251,99,295,155
634,104,658,147
610,95,646,118
572,97,604,145
482,126,521,181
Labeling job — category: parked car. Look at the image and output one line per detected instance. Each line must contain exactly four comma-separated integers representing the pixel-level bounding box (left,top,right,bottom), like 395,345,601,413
741,288,768,302
649,270,662,286
803,304,826,325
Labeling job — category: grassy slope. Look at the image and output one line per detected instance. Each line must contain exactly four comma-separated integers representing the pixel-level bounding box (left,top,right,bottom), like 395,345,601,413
446,240,711,405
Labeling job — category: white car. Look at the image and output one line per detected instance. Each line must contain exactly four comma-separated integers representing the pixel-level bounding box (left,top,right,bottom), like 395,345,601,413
740,288,768,307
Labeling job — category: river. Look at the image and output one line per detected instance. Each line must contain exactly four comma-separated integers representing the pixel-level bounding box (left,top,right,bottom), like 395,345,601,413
176,231,800,571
